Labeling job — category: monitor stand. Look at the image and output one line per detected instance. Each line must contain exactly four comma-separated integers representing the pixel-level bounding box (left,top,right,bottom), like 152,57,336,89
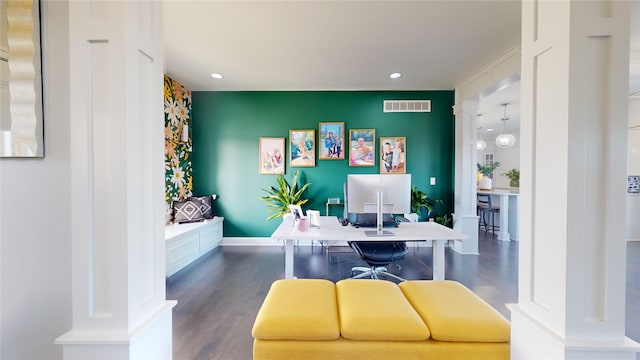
368,191,395,237
364,230,395,237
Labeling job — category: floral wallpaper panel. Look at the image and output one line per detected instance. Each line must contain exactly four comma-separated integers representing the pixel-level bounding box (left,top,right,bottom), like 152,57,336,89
164,75,193,216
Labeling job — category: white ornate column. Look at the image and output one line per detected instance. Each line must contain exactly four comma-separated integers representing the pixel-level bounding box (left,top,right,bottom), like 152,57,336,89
55,1,175,359
510,0,639,358
452,100,479,254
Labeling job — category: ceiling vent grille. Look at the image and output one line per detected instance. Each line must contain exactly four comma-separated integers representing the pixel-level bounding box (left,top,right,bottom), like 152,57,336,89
383,100,431,113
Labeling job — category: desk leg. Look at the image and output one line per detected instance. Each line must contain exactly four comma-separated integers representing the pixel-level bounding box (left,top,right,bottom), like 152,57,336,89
285,239,295,279
432,240,446,280
497,195,510,241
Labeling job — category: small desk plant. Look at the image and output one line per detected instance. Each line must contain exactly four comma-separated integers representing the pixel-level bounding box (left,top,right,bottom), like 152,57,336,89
502,169,520,188
259,170,311,220
477,162,501,190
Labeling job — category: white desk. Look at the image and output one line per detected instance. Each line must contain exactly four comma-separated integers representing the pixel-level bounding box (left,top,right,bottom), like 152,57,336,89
477,189,519,241
271,216,468,280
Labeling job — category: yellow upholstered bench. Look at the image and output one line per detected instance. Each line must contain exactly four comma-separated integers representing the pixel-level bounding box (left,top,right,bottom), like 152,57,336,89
252,279,510,360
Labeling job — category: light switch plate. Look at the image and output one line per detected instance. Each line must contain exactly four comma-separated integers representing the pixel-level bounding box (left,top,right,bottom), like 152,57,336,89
430,177,436,185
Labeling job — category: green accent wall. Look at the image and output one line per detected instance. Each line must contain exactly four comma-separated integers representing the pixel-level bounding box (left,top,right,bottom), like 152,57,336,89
191,91,455,237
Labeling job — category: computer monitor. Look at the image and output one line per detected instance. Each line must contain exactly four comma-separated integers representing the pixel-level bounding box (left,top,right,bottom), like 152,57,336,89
346,174,411,235
346,174,411,214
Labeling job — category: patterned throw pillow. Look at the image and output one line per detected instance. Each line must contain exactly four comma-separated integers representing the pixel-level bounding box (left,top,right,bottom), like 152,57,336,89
188,195,214,219
173,199,206,223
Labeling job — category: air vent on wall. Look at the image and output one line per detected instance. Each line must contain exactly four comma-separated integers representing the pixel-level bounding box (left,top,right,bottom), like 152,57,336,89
383,100,431,113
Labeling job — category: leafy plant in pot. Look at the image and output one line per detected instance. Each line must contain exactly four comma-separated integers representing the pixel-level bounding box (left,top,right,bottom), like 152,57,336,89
259,170,311,220
410,186,442,222
477,162,501,190
502,168,520,188
434,214,453,228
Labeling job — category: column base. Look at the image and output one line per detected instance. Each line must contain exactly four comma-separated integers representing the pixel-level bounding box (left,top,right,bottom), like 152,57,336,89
497,231,511,242
56,301,176,360
508,304,640,360
452,213,479,254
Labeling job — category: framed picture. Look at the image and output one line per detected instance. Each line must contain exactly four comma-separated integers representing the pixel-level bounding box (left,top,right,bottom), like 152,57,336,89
318,122,345,160
349,129,376,167
259,137,285,174
380,137,406,174
288,204,304,220
306,209,320,227
289,129,315,167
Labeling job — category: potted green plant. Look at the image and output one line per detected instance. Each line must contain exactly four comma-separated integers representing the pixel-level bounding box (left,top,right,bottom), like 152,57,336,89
477,162,501,190
434,214,452,228
259,170,311,220
410,186,442,221
502,168,520,188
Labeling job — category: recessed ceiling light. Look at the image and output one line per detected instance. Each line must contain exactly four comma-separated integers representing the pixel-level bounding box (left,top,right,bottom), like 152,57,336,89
389,72,402,79
210,73,223,79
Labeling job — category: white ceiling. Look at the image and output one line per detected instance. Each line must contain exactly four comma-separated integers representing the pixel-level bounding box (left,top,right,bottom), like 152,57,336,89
477,81,520,138
163,1,522,91
163,0,639,132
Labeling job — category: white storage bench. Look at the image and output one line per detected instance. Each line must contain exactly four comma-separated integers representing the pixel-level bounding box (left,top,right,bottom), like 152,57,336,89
165,217,224,277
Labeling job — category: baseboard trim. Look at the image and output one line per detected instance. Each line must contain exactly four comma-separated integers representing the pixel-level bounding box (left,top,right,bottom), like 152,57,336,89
221,237,279,246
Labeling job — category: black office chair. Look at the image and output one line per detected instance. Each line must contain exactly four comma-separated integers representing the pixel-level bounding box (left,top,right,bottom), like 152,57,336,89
477,194,500,235
348,241,407,282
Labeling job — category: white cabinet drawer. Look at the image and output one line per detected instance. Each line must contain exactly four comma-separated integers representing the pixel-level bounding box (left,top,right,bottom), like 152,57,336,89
165,217,224,277
200,221,223,253
166,232,200,277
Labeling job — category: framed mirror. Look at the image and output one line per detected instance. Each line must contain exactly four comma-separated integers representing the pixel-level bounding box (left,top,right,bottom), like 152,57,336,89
1,0,44,157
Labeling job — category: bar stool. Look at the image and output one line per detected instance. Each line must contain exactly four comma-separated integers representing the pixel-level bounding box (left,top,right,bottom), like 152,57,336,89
477,194,500,235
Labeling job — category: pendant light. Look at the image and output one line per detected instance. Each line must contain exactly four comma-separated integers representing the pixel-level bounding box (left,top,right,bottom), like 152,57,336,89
475,114,486,151
495,103,516,148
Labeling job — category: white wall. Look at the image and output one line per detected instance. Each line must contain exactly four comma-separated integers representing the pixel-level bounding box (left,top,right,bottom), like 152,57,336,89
629,97,640,175
630,129,640,175
0,2,71,359
629,97,640,241
630,96,639,128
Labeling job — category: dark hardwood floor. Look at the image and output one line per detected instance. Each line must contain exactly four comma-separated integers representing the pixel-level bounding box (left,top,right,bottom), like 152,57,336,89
167,233,640,360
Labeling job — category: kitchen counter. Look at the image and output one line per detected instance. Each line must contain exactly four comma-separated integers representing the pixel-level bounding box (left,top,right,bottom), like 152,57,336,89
477,188,520,195
477,188,519,241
